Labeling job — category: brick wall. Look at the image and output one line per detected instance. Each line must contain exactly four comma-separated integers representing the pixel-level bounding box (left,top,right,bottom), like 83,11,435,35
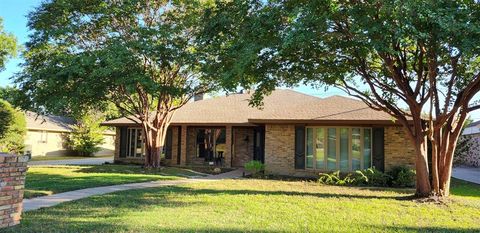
168,126,179,166
185,127,200,165
224,126,232,168
264,124,297,176
180,125,187,166
232,127,254,167
0,154,28,228
384,126,416,171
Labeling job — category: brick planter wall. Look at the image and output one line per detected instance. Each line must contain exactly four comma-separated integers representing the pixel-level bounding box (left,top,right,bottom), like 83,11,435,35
0,153,28,228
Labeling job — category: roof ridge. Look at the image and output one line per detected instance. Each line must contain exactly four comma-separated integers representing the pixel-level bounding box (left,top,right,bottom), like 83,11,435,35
467,120,480,128
277,89,323,100
323,95,364,102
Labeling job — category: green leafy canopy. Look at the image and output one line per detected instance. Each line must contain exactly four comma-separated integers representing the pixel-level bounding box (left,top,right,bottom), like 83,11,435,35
67,112,106,156
0,99,26,154
200,0,480,111
16,0,213,116
0,17,17,72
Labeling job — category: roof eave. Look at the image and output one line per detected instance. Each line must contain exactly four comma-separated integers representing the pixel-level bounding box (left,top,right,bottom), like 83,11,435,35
247,118,407,125
101,122,257,127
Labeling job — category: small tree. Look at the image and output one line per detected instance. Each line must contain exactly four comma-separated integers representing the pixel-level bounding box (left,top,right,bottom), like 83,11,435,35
68,113,106,157
0,99,26,154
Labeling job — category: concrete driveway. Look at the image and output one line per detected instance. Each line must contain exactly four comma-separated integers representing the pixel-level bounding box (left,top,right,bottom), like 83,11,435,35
452,166,480,184
28,157,114,166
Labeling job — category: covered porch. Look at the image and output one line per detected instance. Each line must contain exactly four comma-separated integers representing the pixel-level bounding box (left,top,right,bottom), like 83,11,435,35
113,124,265,168
171,125,264,168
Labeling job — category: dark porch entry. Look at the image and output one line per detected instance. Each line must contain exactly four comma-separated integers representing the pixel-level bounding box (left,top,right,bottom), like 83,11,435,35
195,128,226,166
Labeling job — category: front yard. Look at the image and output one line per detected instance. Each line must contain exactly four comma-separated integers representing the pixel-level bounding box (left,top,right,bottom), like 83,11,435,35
11,178,480,232
24,165,206,198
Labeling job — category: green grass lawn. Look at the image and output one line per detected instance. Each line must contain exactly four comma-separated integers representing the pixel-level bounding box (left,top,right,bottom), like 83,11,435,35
29,155,112,161
24,165,206,198
11,178,480,232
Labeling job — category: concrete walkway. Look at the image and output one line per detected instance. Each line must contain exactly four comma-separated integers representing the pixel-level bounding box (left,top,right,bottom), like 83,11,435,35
28,157,114,166
452,166,480,185
23,168,244,212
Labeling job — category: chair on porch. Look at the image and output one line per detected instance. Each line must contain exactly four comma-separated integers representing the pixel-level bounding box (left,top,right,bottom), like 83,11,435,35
215,151,224,166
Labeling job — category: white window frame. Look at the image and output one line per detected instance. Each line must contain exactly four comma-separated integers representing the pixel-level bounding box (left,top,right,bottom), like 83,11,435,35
305,126,372,172
39,130,48,144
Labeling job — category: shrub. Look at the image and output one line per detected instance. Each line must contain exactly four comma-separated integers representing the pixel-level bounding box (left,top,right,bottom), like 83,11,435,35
244,160,265,177
353,168,391,187
318,171,355,186
319,168,390,187
388,165,416,187
0,99,26,154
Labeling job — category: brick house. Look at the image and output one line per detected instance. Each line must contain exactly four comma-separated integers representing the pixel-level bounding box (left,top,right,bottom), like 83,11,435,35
102,89,415,176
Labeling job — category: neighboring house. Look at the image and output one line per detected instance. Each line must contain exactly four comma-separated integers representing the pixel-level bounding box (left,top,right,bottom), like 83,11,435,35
25,111,115,157
103,89,415,176
462,120,480,138
458,120,480,167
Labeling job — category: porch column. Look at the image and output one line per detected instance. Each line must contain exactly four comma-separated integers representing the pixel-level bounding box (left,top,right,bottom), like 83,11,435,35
224,125,232,168
180,125,187,166
170,127,179,166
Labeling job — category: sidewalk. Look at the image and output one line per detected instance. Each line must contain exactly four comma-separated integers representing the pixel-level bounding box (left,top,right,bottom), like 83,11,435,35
452,166,480,185
23,168,244,212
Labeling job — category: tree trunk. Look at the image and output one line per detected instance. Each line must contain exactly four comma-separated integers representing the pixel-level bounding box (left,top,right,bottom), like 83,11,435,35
414,136,432,197
142,121,169,168
436,129,461,197
430,113,466,197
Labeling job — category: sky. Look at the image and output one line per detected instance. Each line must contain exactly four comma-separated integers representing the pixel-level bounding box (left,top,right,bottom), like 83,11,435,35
0,0,479,121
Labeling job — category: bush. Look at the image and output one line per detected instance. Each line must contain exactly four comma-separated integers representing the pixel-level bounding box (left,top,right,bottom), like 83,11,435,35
244,160,265,177
0,99,26,154
318,171,355,186
318,168,390,187
353,168,391,187
388,165,416,187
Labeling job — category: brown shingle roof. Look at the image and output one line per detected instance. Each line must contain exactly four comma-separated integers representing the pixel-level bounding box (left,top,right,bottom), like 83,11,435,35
102,89,396,126
25,111,76,132
26,111,116,134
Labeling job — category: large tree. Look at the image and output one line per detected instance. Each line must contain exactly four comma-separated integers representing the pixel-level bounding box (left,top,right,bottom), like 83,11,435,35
200,0,480,197
0,17,17,71
0,86,24,108
0,99,26,154
16,0,212,168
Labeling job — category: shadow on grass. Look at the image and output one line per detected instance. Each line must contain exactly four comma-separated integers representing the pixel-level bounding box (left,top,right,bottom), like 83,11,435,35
169,186,416,200
8,184,480,233
374,225,480,233
24,171,172,199
72,164,202,177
